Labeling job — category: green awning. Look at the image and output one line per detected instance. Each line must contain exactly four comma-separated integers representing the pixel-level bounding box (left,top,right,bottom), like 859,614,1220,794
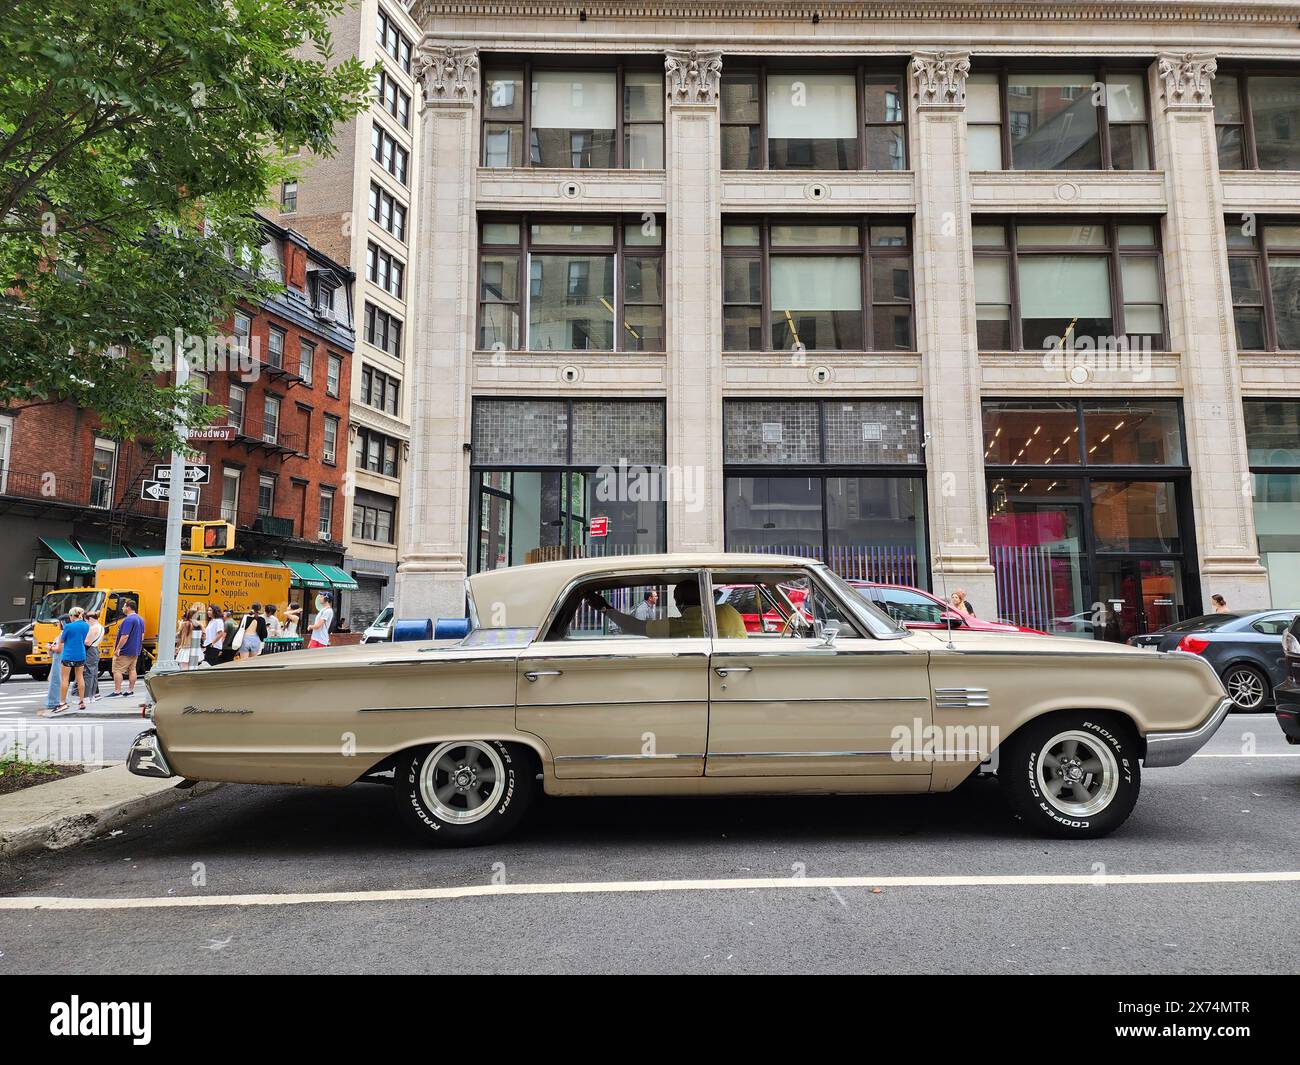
314,564,359,591
284,560,330,588
77,540,132,565
39,537,93,574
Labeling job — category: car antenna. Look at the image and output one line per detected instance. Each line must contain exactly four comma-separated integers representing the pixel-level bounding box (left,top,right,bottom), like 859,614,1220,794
922,430,958,651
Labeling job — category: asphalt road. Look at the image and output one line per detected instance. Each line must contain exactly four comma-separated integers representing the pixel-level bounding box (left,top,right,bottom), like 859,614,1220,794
0,676,149,763
0,712,1296,975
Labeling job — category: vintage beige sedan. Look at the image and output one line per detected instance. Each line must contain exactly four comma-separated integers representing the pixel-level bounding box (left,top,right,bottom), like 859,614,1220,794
129,554,1231,844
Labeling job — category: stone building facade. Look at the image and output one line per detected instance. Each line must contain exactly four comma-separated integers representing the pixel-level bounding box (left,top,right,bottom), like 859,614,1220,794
396,0,1300,640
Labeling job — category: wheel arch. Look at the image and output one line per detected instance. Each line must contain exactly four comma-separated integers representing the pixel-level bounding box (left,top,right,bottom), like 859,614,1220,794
353,732,553,785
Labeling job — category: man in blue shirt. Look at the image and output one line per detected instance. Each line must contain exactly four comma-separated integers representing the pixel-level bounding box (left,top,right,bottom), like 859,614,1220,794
109,598,145,697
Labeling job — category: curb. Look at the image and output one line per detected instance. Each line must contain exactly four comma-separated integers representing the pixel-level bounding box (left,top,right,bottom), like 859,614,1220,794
0,764,222,858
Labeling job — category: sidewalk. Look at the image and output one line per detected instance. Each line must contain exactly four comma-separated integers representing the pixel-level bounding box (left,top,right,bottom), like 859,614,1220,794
0,763,220,857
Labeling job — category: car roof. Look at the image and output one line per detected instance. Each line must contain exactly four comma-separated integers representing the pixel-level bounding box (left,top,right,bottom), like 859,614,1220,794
467,553,820,630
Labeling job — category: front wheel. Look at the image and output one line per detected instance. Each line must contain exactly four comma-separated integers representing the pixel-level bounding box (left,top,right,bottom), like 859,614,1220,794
1000,712,1140,839
394,740,534,846
0,655,12,683
28,667,49,682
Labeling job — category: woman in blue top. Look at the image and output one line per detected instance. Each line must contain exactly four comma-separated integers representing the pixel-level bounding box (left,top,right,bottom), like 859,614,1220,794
53,605,90,715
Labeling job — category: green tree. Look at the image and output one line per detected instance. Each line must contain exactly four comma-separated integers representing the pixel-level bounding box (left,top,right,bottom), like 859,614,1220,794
0,0,372,446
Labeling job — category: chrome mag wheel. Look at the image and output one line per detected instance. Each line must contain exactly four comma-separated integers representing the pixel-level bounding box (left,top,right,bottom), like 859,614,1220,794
1224,667,1266,710
418,740,505,825
1035,730,1120,818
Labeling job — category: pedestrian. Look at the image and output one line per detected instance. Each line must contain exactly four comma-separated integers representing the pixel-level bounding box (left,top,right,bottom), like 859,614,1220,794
950,589,976,617
634,589,659,621
83,610,104,701
221,608,239,664
42,615,66,713
282,602,301,637
307,592,334,648
108,598,144,697
203,603,226,666
52,605,90,714
264,603,283,639
237,602,267,659
1212,593,1229,613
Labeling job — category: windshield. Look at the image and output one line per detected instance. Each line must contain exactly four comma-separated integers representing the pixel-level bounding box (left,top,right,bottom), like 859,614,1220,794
815,567,905,637
857,586,948,625
0,620,31,636
35,591,104,623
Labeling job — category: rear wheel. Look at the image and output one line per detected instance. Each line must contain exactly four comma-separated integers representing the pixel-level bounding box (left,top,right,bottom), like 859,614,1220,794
394,740,534,846
1223,664,1269,711
0,654,12,683
1000,712,1140,839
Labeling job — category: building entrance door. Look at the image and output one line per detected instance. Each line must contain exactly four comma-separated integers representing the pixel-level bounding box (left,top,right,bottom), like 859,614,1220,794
1094,558,1184,642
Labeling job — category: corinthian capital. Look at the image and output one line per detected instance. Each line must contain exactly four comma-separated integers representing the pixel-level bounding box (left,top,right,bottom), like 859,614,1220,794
1157,52,1217,109
911,50,972,110
416,44,480,105
665,47,722,105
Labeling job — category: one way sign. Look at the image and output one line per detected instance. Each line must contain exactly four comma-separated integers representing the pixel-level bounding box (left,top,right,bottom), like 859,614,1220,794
153,463,210,484
141,480,199,504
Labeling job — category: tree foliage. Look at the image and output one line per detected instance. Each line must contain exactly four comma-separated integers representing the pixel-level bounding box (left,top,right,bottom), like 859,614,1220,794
0,0,372,446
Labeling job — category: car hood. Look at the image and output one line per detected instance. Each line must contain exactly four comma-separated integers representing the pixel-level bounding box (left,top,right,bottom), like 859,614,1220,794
909,628,1156,656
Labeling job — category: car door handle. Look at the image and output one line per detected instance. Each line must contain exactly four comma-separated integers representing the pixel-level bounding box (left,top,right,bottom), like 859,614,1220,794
714,666,752,677
524,670,563,682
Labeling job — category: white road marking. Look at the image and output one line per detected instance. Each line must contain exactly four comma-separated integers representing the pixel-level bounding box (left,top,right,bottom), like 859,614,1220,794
2,870,1299,912
1193,752,1300,758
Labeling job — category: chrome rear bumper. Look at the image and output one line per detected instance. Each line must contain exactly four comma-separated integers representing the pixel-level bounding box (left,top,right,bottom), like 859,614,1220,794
126,728,175,779
1143,697,1232,767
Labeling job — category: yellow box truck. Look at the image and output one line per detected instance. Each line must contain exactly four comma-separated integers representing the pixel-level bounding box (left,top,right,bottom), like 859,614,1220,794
27,556,292,678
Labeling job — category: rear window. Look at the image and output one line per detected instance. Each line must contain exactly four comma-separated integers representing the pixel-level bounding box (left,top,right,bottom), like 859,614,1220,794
1164,613,1240,633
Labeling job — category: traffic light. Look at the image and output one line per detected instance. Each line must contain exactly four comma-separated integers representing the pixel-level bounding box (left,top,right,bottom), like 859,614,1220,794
188,521,234,554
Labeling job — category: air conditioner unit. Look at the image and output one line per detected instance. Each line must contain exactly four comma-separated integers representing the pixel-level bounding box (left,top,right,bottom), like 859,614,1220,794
318,530,332,541
315,306,336,322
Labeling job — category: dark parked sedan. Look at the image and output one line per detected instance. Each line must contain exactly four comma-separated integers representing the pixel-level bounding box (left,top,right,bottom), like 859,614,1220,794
1127,610,1298,711
0,618,35,684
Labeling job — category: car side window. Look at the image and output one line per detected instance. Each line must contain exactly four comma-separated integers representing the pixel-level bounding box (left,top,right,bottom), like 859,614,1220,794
710,571,864,639
1252,616,1292,636
548,573,708,640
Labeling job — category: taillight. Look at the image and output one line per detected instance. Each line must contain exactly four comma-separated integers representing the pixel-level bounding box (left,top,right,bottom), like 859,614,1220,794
1177,635,1210,654
1283,629,1300,657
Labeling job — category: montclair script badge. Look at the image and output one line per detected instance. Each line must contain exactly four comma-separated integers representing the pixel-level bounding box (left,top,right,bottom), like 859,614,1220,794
182,705,253,715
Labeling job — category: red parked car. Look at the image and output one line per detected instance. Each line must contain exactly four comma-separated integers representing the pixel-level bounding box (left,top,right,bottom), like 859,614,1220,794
848,581,1045,635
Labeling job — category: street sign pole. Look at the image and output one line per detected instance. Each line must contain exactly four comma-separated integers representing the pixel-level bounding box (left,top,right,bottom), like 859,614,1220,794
155,352,190,672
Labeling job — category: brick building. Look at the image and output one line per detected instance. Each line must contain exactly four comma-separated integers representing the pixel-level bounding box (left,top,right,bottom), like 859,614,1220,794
0,214,356,620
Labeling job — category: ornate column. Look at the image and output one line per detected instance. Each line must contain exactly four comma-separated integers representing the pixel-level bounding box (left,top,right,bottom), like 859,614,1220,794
909,51,997,610
1152,52,1269,609
664,48,724,551
395,43,480,619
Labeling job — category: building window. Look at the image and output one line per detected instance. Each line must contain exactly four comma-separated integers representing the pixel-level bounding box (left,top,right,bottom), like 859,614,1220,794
719,65,907,171
965,67,1151,171
478,215,664,352
983,398,1195,640
482,65,664,169
722,399,927,585
371,123,408,184
361,365,401,414
356,427,401,477
364,303,403,357
262,395,281,444
257,474,275,517
0,414,12,494
972,219,1166,352
323,414,339,464
221,468,241,523
298,340,315,384
90,438,117,509
366,241,404,298
326,354,342,397
722,217,913,352
1245,399,1300,602
368,182,407,242
233,311,251,354
375,70,411,129
280,181,298,212
227,384,246,432
352,489,396,544
1214,69,1300,170
1226,219,1300,350
469,398,667,572
266,326,285,369
376,8,412,74
319,487,335,540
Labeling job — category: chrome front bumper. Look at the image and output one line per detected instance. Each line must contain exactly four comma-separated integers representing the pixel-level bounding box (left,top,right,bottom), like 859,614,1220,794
126,728,175,779
1143,697,1233,767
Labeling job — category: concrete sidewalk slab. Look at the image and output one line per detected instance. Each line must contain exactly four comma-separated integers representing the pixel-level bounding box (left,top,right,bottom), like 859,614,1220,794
0,764,220,857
